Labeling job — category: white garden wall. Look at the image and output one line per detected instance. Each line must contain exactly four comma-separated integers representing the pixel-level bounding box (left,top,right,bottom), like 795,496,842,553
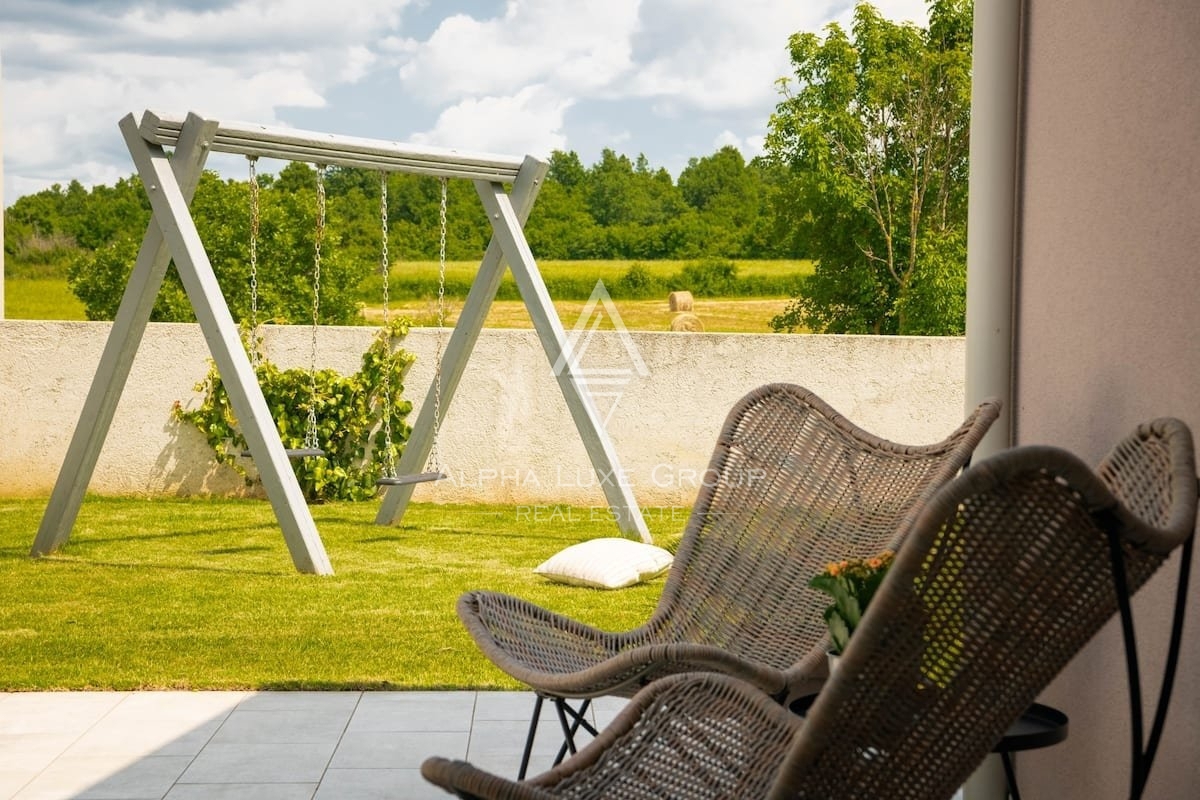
0,320,966,509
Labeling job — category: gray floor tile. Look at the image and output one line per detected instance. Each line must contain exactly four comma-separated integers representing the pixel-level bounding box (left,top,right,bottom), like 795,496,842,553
0,690,572,800
0,692,126,736
470,691,539,721
235,692,360,713
0,772,38,800
180,742,336,784
210,707,352,745
346,691,474,733
165,783,317,799
0,734,79,772
13,754,192,800
315,768,444,800
330,730,469,769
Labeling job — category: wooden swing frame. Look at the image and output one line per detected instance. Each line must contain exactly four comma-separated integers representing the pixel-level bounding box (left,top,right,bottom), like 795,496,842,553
32,111,650,575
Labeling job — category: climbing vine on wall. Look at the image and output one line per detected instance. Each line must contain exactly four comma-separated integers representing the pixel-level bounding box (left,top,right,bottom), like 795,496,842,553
174,318,416,502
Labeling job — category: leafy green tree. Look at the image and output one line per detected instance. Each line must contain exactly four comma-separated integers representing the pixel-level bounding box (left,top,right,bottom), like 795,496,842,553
678,146,777,258
766,0,972,334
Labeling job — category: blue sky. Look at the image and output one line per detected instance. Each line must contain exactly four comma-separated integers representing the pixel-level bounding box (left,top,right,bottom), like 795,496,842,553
0,0,929,207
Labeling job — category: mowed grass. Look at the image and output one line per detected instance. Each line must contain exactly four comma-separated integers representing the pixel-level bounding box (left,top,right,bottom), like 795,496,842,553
0,496,682,690
4,277,87,320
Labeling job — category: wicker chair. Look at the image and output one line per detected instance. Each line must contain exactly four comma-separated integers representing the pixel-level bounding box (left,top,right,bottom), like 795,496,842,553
457,384,1001,777
423,417,1198,799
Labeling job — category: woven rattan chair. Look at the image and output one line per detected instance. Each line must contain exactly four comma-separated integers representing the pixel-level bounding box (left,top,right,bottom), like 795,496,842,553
458,384,1001,777
424,417,1198,799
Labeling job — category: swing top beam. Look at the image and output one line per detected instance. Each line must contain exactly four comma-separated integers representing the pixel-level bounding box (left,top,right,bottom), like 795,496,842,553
139,110,527,181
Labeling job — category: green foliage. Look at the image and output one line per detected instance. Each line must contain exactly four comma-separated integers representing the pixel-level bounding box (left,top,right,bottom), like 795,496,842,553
613,263,663,299
68,235,192,321
809,551,895,654
766,0,973,335
675,258,739,297
371,258,804,304
174,318,416,502
9,139,806,328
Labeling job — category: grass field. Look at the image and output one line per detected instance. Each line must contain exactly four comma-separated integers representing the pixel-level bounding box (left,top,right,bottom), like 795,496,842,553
4,259,808,331
374,258,811,287
0,497,680,690
4,277,87,320
363,296,789,333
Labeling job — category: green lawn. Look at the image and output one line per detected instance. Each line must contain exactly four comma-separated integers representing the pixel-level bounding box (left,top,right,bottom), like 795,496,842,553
0,497,683,690
4,277,87,320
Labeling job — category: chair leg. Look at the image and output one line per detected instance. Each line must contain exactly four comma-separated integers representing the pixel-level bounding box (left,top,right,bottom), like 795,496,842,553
517,694,600,779
551,697,597,766
517,694,544,781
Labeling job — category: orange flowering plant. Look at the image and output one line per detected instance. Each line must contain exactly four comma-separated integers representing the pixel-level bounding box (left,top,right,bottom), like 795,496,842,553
809,550,895,655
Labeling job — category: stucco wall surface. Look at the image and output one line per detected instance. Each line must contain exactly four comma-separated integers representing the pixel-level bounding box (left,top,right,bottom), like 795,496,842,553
1016,1,1200,797
1,320,966,509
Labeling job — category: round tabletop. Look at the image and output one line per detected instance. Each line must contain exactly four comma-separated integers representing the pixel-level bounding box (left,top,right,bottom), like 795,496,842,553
787,695,1068,754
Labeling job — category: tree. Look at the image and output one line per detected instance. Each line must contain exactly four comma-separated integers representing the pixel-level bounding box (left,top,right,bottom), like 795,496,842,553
66,168,372,324
766,0,972,334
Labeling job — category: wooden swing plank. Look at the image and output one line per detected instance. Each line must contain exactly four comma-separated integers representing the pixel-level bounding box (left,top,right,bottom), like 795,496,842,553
139,110,524,182
240,448,325,459
376,472,447,487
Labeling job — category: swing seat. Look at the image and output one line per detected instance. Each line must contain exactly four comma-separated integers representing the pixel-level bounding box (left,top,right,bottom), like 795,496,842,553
376,471,447,487
241,447,326,459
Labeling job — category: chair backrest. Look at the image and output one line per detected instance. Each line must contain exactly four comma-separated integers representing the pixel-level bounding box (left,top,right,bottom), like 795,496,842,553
770,418,1197,799
648,383,1001,677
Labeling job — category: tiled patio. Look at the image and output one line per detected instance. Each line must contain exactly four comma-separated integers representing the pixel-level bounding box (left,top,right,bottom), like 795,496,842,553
0,690,628,800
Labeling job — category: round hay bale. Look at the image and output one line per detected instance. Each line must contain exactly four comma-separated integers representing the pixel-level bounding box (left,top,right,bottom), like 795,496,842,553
670,313,704,332
668,291,694,312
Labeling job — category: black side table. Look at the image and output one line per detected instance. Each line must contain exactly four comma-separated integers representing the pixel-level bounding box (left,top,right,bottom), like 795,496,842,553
788,695,1068,800
993,703,1069,800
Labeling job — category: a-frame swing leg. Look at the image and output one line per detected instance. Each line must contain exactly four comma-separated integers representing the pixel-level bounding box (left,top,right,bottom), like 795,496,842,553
476,181,650,543
32,114,216,559
375,158,650,543
33,112,333,575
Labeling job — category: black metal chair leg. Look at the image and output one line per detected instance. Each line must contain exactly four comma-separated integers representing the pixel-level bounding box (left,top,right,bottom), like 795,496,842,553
552,698,596,767
1001,751,1021,800
516,694,544,781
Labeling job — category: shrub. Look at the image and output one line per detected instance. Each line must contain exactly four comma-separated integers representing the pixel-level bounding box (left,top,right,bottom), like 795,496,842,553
175,318,416,502
675,258,739,297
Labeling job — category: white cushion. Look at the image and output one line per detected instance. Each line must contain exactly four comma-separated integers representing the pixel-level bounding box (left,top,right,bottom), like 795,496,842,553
534,538,674,590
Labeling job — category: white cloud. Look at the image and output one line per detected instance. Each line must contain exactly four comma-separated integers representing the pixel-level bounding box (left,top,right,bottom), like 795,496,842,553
410,84,573,158
1,0,413,203
397,0,640,102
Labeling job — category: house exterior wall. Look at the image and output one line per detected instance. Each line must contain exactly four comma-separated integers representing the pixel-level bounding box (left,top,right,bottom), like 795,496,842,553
1015,1,1200,796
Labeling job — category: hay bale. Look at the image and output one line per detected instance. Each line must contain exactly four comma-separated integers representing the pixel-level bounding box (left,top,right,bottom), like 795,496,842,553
668,291,694,312
670,313,704,332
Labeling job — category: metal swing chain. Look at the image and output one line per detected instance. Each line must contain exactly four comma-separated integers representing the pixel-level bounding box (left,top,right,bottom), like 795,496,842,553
247,157,262,367
378,172,398,478
427,177,449,473
304,165,326,452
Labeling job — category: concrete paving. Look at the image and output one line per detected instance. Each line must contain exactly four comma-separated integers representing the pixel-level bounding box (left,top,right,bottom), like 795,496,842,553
0,690,627,800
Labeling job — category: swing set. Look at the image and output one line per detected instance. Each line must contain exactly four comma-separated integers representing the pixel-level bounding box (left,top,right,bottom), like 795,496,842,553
32,110,650,575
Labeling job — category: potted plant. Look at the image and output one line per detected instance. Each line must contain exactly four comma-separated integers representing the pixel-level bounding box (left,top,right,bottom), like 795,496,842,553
809,550,895,673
